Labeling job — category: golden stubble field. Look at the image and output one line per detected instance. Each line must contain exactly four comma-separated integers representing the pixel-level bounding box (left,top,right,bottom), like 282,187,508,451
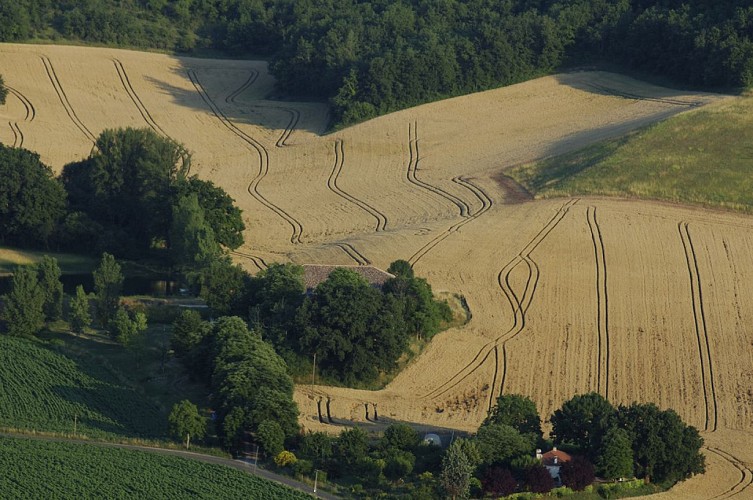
2,43,751,497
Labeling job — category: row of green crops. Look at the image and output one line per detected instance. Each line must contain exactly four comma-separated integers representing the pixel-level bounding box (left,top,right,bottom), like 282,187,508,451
0,336,165,438
0,436,310,499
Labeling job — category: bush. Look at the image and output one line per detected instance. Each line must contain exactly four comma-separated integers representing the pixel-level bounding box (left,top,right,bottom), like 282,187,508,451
292,458,312,477
384,451,415,480
274,450,297,468
560,456,595,491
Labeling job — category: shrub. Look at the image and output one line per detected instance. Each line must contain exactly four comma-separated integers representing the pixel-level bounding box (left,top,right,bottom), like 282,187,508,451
292,458,312,477
274,450,297,468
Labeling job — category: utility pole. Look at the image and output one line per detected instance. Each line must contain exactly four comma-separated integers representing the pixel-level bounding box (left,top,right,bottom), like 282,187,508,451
253,444,259,472
311,352,317,388
73,414,77,437
314,469,319,493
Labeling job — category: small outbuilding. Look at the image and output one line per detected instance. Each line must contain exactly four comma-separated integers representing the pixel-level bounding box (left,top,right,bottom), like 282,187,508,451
423,433,442,447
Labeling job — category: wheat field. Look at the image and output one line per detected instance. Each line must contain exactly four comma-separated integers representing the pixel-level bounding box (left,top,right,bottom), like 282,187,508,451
2,43,750,497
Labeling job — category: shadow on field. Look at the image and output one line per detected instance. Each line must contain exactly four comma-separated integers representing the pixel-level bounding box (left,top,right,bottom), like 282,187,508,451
147,61,328,143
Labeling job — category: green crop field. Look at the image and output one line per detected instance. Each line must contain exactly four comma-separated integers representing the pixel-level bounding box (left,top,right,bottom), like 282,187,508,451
509,96,753,211
0,436,310,499
0,336,165,438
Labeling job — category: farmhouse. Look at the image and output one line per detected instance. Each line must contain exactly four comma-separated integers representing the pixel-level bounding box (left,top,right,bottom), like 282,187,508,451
536,447,572,485
303,265,394,294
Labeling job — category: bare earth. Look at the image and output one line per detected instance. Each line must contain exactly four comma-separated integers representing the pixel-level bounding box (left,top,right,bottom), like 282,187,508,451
2,43,750,497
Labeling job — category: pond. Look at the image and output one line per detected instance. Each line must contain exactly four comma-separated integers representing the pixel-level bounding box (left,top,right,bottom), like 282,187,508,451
0,274,181,297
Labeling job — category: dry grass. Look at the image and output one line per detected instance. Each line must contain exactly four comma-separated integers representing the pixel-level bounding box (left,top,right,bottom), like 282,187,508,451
2,43,751,497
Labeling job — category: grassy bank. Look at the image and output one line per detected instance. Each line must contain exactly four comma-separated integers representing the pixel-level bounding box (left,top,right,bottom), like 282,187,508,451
0,247,96,276
509,95,753,211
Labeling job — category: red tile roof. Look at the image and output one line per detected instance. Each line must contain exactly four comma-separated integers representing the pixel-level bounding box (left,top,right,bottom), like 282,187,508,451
541,448,572,467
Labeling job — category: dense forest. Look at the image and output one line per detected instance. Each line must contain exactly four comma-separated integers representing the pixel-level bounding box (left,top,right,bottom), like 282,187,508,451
1,1,751,126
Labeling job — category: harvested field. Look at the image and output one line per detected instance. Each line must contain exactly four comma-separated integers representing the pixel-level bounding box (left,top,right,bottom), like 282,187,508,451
2,43,751,497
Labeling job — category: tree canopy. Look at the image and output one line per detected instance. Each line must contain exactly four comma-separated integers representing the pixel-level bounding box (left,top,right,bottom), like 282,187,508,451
0,74,7,105
484,394,542,441
0,145,66,248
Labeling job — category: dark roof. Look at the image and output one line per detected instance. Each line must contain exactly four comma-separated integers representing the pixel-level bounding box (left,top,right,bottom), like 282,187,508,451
541,448,572,467
303,265,394,291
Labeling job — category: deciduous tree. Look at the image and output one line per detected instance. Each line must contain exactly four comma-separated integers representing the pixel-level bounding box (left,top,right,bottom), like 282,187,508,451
93,253,123,328
560,455,595,491
168,400,206,449
2,266,44,337
68,284,91,334
550,392,616,460
596,427,634,480
37,255,63,321
484,394,543,441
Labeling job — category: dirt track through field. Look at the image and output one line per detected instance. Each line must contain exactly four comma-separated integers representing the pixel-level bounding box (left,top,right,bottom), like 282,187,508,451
5,43,751,498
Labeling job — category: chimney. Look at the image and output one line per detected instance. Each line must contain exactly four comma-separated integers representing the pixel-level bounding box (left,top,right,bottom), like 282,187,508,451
553,446,558,452
535,448,542,460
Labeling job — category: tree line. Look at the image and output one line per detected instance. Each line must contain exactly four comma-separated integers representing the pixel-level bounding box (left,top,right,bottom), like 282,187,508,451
0,128,244,266
2,2,751,127
239,392,704,498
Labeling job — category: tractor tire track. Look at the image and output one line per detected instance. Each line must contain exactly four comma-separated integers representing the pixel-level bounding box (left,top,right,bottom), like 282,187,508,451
40,56,96,144
224,70,259,105
679,221,718,432
407,121,471,217
5,86,36,122
224,70,299,147
706,447,753,499
113,59,170,138
327,139,388,232
9,122,23,148
582,82,704,107
422,199,578,402
408,176,493,267
334,243,371,266
587,206,610,398
229,250,268,272
188,69,304,244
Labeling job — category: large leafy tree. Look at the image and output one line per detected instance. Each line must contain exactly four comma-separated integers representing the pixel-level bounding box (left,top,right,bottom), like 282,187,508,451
550,392,616,460
0,145,66,248
560,455,595,491
616,403,704,483
2,265,44,337
68,284,91,334
169,193,220,270
175,177,244,250
248,263,305,351
93,252,123,328
199,257,251,317
296,268,395,383
37,256,63,321
440,440,473,500
597,427,634,480
168,400,206,449
474,423,535,466
62,128,189,257
484,394,543,441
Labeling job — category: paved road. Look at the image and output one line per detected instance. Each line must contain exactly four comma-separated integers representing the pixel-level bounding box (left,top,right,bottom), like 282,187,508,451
0,432,339,499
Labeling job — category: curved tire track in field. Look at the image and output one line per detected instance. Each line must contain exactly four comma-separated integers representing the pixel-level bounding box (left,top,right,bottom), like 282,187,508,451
587,206,610,398
408,176,493,267
8,122,22,148
113,59,170,138
679,221,718,432
224,70,299,148
230,250,268,272
40,55,96,144
327,139,388,232
407,121,471,217
188,69,304,244
224,70,259,105
706,447,753,499
6,86,36,122
581,81,704,107
334,242,371,266
422,199,578,403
